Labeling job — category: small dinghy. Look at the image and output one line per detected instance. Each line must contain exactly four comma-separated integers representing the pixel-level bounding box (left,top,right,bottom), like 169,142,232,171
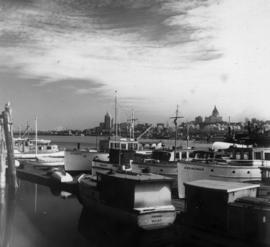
50,168,73,183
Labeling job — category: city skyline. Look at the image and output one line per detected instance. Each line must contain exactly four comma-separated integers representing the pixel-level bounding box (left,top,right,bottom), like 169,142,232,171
19,105,270,132
1,0,270,130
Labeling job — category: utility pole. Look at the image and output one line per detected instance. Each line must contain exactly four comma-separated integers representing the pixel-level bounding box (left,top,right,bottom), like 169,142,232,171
170,105,183,161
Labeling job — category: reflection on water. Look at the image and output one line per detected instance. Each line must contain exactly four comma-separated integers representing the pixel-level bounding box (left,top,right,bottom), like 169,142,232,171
3,180,180,247
10,180,89,247
0,187,16,247
78,207,178,247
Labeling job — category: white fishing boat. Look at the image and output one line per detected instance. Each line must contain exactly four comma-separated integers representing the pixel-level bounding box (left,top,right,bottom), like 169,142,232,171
177,146,270,198
24,157,64,166
131,148,192,188
78,171,176,230
14,117,64,160
14,144,64,160
131,105,190,187
91,137,139,175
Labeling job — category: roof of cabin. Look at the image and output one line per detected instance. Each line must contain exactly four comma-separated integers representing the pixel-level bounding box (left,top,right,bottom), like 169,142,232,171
97,171,173,183
184,179,260,193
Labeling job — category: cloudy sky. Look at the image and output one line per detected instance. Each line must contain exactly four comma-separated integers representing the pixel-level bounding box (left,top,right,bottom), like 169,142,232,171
0,0,270,130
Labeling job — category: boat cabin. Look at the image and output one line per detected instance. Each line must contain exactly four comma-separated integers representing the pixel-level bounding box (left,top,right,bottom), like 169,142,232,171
184,180,259,231
96,171,174,211
189,150,214,161
99,137,139,152
226,147,270,166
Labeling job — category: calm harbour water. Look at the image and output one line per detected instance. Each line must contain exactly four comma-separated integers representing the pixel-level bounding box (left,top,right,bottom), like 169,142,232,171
6,136,210,247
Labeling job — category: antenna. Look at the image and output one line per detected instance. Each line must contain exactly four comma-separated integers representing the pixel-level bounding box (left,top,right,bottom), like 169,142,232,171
170,105,184,161
127,110,137,139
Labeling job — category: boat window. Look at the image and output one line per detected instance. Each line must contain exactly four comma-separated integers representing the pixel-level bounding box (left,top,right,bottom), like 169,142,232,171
115,143,120,149
134,143,138,150
175,153,180,159
152,151,171,162
121,143,127,150
236,153,241,160
128,143,133,150
47,146,52,150
243,152,249,160
38,146,42,150
182,152,187,159
110,143,114,149
254,152,262,160
265,153,270,161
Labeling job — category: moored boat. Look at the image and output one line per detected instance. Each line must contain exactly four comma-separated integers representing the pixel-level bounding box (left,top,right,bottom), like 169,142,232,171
14,143,64,160
177,147,270,198
91,137,139,175
23,156,65,166
50,168,73,183
180,180,270,247
131,148,192,188
78,170,176,230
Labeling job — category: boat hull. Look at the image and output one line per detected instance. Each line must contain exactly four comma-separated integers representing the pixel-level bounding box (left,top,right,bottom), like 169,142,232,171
78,176,176,230
14,151,65,160
177,161,261,198
79,187,176,230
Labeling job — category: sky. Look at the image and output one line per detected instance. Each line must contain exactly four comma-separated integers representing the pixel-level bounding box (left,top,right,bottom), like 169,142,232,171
0,0,270,130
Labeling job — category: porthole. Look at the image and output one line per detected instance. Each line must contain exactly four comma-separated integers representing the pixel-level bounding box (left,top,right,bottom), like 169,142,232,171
211,169,214,172
232,171,235,174
247,171,250,174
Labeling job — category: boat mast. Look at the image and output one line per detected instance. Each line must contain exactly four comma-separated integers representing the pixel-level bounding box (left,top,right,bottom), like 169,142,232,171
186,122,189,148
114,90,118,139
35,116,37,157
128,110,137,139
170,105,183,161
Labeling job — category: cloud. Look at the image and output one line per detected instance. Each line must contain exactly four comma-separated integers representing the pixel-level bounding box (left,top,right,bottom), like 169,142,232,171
1,0,269,124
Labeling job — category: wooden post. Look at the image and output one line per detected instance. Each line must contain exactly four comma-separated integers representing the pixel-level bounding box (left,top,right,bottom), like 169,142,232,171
0,116,6,189
2,103,18,189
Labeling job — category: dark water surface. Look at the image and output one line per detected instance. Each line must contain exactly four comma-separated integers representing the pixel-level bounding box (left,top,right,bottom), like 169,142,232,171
10,181,178,247
12,181,89,247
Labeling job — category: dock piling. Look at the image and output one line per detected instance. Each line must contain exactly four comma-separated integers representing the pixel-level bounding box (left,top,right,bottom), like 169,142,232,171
0,116,6,189
2,103,18,189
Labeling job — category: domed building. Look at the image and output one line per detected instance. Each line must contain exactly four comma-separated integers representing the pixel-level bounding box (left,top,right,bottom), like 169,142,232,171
205,106,223,124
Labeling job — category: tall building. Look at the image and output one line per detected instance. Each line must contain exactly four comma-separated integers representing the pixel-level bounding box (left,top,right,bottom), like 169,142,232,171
205,106,223,124
104,112,112,130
